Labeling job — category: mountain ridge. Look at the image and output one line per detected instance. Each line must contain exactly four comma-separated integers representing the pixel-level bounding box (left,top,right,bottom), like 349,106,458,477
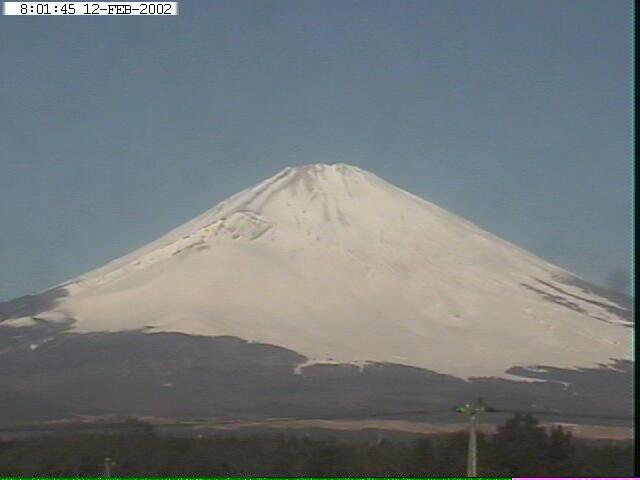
0,163,631,380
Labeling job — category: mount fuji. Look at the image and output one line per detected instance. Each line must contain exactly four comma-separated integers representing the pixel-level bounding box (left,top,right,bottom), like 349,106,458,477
0,164,631,426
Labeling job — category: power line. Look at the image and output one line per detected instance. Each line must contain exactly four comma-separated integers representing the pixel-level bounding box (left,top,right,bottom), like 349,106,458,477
486,408,632,421
208,408,454,425
0,406,630,434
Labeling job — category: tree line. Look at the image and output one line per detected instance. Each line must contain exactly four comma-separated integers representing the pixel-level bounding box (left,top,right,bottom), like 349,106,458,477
0,414,633,476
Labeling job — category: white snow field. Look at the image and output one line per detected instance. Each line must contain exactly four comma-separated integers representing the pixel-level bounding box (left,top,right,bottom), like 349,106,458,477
16,164,631,379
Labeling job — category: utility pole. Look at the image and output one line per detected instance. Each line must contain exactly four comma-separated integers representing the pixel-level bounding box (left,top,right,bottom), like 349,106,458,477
454,397,492,477
102,456,115,477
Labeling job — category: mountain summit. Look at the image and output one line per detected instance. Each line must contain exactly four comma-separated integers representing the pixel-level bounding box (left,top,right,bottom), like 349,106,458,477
1,164,631,380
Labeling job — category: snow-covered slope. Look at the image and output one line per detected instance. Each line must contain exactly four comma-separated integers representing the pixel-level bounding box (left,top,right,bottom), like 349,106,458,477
6,164,631,379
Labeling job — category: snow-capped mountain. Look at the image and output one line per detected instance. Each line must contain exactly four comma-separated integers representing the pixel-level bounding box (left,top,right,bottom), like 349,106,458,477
1,163,630,380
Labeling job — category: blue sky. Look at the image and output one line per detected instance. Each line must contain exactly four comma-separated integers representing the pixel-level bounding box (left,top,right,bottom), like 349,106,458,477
0,0,632,301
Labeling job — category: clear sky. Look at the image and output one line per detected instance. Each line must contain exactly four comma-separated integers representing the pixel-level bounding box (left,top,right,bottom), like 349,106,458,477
0,0,632,301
